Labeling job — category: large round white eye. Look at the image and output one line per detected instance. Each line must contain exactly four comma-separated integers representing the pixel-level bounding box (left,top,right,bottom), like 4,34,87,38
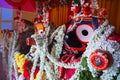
38,30,43,34
76,24,94,43
38,30,44,37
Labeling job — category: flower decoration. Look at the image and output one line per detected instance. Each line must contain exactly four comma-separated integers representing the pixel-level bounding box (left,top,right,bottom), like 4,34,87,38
100,8,107,18
71,6,80,14
7,32,12,39
14,52,26,74
26,37,36,46
108,34,120,44
23,60,39,80
12,18,120,80
82,3,92,16
18,74,25,80
35,14,43,23
34,71,46,80
42,1,48,7
78,19,120,80
9,0,120,80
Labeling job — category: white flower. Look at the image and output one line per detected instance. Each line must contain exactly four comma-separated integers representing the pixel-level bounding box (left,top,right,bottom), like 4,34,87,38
18,74,25,80
82,19,120,80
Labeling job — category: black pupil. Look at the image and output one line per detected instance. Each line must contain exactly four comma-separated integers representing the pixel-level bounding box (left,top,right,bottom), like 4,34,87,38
82,30,88,36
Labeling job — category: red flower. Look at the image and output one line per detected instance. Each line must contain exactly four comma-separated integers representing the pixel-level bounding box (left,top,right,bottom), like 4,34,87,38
82,5,92,16
108,34,120,44
26,38,36,46
23,60,39,80
100,8,107,17
71,6,80,13
7,32,12,39
42,1,48,7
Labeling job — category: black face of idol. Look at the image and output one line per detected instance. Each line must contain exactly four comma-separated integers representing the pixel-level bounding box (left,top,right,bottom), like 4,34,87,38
65,31,84,48
62,17,99,57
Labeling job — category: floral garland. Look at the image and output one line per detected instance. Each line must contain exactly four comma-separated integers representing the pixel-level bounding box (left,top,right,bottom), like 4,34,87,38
8,31,19,80
12,19,120,80
29,49,40,80
23,60,39,80
11,0,120,79
50,26,65,59
57,19,120,80
13,59,19,80
25,24,66,80
75,19,120,80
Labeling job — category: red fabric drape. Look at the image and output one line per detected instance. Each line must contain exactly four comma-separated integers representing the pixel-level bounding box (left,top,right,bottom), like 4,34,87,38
5,0,27,7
